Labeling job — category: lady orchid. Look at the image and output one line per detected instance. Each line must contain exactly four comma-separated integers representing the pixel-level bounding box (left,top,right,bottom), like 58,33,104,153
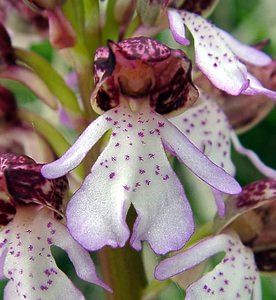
155,178,276,300
42,37,241,255
0,153,109,299
167,8,276,98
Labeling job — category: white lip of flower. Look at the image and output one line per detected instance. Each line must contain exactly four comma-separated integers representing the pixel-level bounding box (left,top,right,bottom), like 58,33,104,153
0,205,110,300
167,9,276,98
41,96,241,255
170,91,276,217
42,37,242,255
155,231,261,300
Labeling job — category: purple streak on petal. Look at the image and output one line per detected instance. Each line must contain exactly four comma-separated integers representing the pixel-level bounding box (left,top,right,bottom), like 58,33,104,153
243,73,276,99
167,9,190,46
179,11,249,95
41,112,112,179
231,131,276,179
218,28,272,66
212,188,225,217
159,115,241,194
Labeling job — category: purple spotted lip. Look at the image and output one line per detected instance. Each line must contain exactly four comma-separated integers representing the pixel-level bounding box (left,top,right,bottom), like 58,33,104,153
42,37,242,255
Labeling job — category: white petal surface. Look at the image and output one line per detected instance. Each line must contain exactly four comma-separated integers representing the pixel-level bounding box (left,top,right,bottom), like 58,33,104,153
170,93,236,176
155,233,260,300
0,206,106,300
167,9,190,46
218,29,272,66
161,115,240,194
179,11,248,95
67,105,194,254
41,113,112,179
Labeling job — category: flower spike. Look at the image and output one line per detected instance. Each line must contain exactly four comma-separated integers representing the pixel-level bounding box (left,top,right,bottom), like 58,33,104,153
43,37,241,254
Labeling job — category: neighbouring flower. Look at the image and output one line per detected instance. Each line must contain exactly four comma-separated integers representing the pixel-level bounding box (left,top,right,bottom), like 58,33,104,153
0,153,110,299
195,55,276,133
170,90,276,217
167,9,276,98
42,37,241,255
155,178,276,300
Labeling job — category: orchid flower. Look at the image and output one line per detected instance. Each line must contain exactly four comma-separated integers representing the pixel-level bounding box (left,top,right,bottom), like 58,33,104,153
167,9,276,98
170,91,276,217
0,153,109,299
42,37,241,255
155,178,276,300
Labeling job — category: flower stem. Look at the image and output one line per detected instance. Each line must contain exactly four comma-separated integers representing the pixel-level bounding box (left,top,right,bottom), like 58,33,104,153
98,208,147,300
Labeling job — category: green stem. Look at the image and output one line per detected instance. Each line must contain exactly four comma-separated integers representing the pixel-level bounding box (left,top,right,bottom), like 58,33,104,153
98,208,147,300
102,0,120,42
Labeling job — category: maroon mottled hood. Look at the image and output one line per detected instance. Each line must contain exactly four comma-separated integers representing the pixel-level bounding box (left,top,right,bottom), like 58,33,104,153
0,153,68,227
92,36,198,116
